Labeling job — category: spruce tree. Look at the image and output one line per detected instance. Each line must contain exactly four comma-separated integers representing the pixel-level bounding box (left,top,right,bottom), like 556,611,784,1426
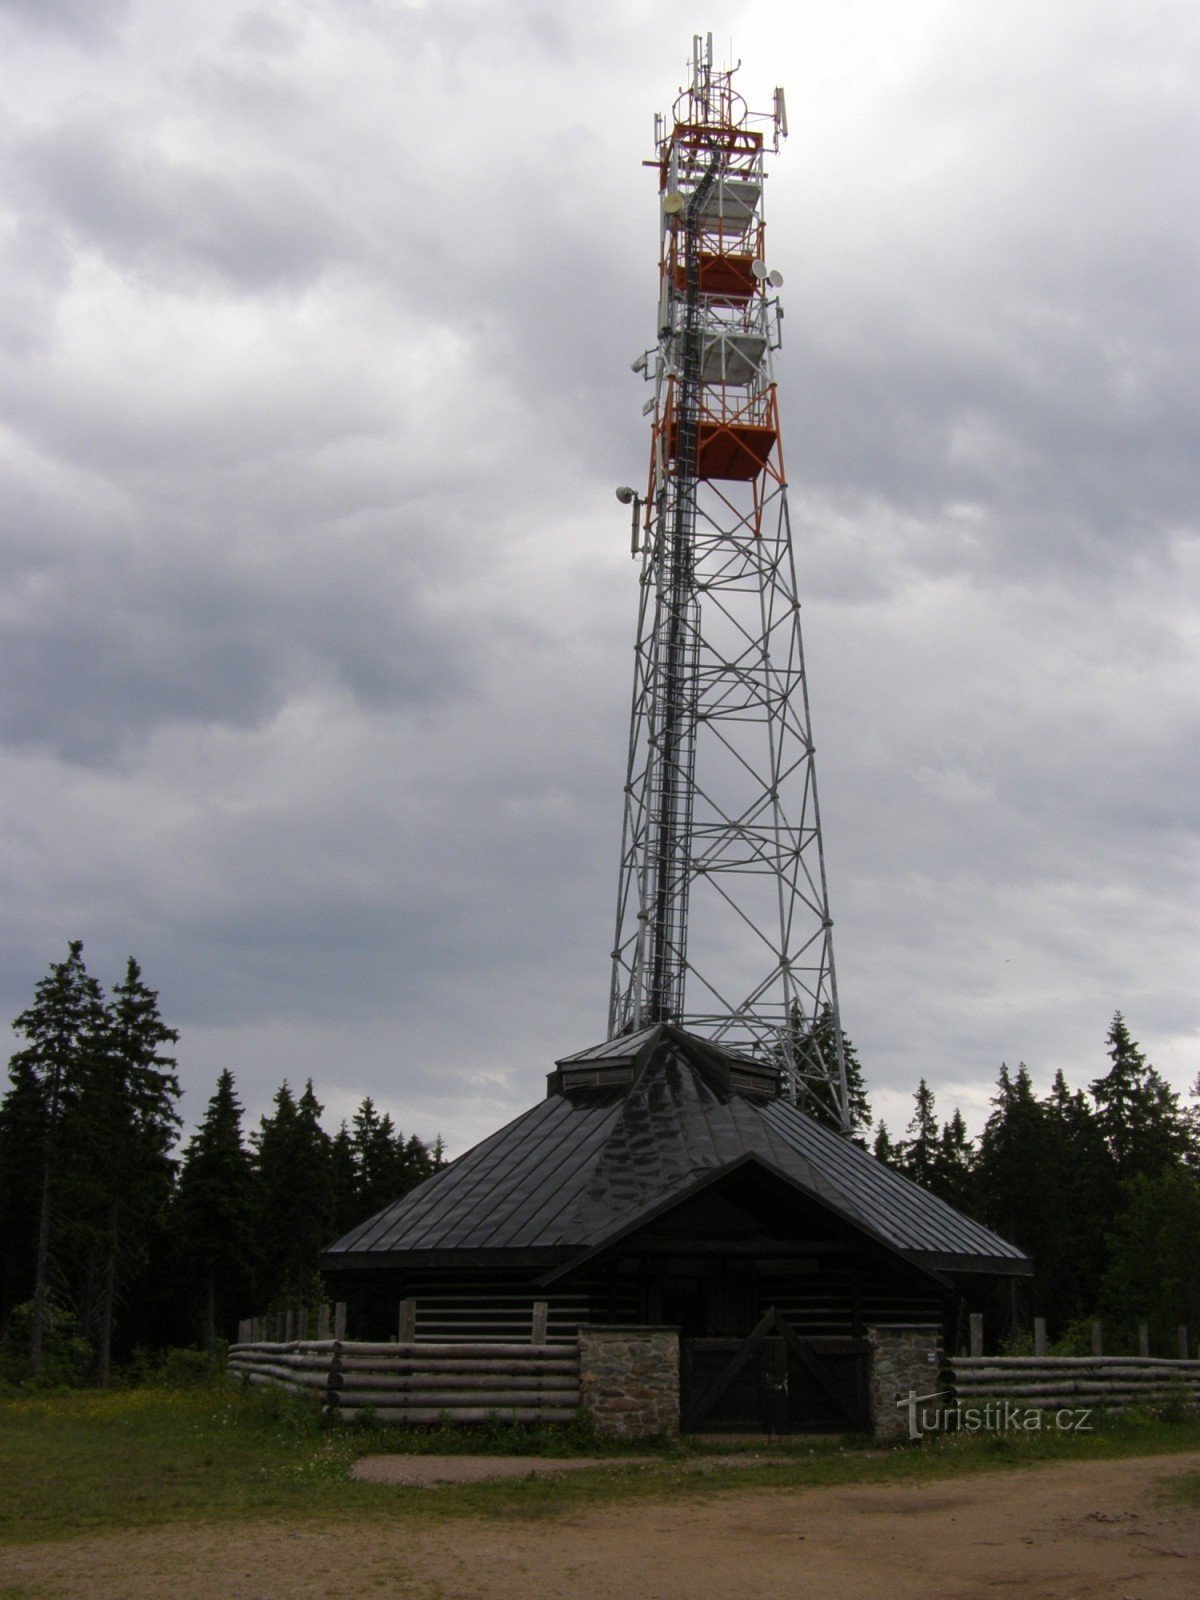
872,1122,898,1168
352,1097,406,1217
1091,1013,1190,1182
399,1130,438,1191
930,1108,976,1213
328,1122,358,1237
253,1080,332,1309
790,1005,872,1138
0,1057,47,1326
898,1079,939,1188
1038,1069,1113,1332
9,942,108,1378
1102,1167,1200,1348
83,958,180,1383
973,1061,1072,1336
173,1070,254,1347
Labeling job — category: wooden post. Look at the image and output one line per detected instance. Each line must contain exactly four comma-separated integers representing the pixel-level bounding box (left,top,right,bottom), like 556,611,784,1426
1091,1320,1103,1357
532,1300,548,1344
399,1298,416,1342
334,1302,347,1341
298,1307,309,1341
285,1308,295,1342
1033,1317,1047,1357
1179,1325,1190,1361
1138,1323,1150,1357
325,1343,343,1409
317,1302,331,1340
969,1313,984,1357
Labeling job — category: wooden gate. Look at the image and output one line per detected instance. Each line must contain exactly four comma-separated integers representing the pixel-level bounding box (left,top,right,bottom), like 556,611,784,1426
681,1307,870,1434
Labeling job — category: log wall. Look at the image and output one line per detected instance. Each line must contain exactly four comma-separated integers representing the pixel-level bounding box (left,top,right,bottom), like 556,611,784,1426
947,1355,1200,1412
227,1338,581,1425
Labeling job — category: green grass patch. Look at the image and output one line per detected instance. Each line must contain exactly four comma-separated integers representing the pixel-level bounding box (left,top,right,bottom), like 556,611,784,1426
1160,1466,1200,1508
0,1385,396,1544
2,1385,1198,1545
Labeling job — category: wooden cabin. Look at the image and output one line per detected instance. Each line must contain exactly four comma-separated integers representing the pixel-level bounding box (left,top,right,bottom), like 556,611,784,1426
322,1025,1030,1432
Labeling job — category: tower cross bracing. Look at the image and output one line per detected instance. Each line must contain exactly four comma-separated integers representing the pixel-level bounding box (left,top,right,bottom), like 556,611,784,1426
608,38,851,1130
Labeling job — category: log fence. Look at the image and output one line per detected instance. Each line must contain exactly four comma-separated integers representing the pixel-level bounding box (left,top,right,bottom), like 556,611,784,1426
946,1355,1200,1413
230,1305,1200,1429
227,1337,582,1425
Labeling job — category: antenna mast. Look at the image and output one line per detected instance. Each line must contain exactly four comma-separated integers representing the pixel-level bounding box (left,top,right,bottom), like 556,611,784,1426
608,40,851,1129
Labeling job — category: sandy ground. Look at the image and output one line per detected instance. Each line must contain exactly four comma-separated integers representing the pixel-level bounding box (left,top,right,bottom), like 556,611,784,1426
3,1451,1197,1600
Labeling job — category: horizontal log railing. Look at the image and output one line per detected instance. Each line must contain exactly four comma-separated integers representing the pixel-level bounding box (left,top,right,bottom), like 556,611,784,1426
946,1355,1200,1412
227,1338,582,1425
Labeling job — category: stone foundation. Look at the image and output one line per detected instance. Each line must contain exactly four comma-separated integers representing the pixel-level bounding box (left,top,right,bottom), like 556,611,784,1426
579,1326,680,1440
868,1324,943,1438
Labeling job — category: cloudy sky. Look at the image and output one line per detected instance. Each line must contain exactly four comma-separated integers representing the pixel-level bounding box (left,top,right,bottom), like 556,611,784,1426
2,0,1197,1154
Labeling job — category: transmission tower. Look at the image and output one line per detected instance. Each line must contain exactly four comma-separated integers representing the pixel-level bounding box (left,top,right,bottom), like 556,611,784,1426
607,36,850,1130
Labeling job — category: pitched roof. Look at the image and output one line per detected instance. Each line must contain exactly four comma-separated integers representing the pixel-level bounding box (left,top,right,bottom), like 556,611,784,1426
323,1025,1030,1277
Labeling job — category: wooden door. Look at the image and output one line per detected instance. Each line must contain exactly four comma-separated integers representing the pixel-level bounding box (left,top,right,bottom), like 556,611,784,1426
680,1307,870,1434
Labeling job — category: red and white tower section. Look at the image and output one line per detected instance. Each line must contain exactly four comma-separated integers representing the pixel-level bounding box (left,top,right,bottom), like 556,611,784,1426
608,39,850,1129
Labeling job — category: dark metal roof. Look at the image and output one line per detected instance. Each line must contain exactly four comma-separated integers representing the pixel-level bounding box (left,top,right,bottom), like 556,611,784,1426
323,1026,1031,1277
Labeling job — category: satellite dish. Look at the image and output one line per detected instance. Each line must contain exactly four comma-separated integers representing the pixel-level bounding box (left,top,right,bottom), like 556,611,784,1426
662,191,685,215
768,269,784,288
631,353,648,374
750,260,768,280
615,486,636,505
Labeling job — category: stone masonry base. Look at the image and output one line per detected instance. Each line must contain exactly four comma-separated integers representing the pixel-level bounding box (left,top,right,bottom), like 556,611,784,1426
579,1326,680,1440
868,1324,943,1438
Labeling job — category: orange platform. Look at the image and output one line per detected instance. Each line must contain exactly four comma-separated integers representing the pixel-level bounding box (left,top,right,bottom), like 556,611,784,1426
667,417,777,481
672,251,758,301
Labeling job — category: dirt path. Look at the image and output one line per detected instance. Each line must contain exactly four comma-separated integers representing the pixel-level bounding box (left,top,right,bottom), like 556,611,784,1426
4,1452,1197,1600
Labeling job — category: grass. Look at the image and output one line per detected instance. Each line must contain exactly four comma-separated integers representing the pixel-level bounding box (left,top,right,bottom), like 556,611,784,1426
1,1383,1198,1546
1162,1466,1200,1508
0,1385,390,1543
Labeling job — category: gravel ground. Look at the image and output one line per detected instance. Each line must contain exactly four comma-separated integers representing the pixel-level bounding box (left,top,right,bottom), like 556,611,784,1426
4,1450,1197,1599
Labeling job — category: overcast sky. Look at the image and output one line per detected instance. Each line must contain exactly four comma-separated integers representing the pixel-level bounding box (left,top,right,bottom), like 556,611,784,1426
2,0,1197,1155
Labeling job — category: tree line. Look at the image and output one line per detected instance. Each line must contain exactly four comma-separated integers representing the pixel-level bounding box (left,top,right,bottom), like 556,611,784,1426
848,1014,1199,1349
0,942,442,1383
4,942,1196,1378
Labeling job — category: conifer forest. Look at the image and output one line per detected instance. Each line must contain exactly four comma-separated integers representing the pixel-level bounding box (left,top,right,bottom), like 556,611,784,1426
1,941,1197,1384
0,942,443,1383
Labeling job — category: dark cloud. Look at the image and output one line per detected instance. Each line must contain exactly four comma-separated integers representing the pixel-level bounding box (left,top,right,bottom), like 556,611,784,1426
0,530,472,763
12,117,341,292
0,0,128,43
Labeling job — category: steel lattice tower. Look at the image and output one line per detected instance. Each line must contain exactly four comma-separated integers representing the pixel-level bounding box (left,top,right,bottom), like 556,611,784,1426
608,38,850,1130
